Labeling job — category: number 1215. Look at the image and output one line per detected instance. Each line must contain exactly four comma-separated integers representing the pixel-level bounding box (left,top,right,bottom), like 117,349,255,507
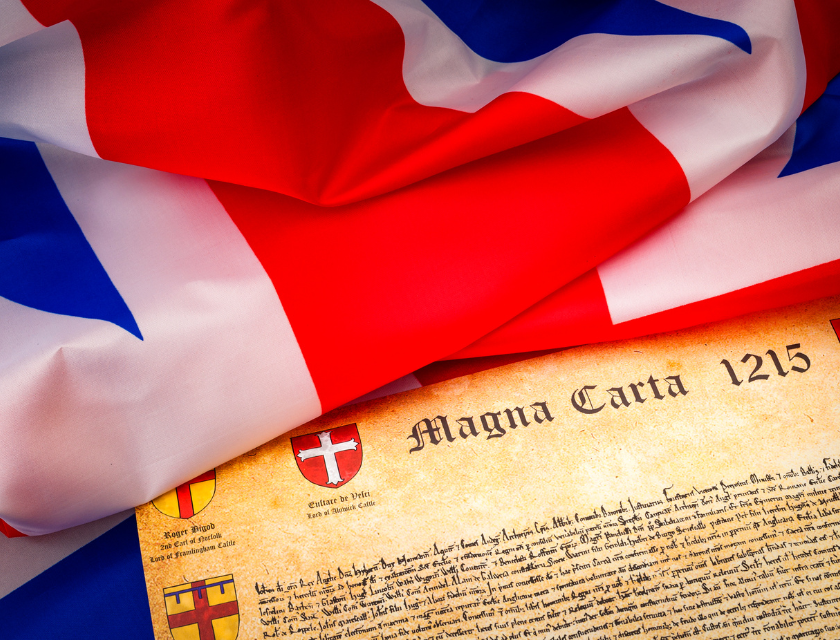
720,344,810,386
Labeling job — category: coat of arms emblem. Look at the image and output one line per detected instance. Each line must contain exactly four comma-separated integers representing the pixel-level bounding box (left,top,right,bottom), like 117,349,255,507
153,469,216,519
291,423,363,488
163,574,239,640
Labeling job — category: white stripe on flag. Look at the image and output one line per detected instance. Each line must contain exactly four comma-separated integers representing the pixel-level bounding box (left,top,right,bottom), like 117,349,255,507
0,20,98,157
0,0,43,49
375,0,796,125
0,510,133,598
0,145,321,535
378,0,804,203
598,126,840,324
630,0,806,200
344,373,424,406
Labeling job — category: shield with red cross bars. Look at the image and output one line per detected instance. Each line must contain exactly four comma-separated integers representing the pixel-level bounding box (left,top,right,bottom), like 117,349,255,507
291,423,363,489
163,575,239,640
152,469,216,519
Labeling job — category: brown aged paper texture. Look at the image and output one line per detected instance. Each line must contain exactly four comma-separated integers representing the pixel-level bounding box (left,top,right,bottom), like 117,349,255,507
137,296,840,640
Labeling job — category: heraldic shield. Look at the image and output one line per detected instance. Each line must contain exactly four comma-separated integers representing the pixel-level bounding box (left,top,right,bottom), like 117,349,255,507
153,469,216,519
163,575,239,640
291,423,362,488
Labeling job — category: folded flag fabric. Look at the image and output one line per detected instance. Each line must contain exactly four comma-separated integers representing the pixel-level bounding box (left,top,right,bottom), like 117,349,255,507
2,0,835,204
455,75,840,357
0,117,682,536
0,0,839,536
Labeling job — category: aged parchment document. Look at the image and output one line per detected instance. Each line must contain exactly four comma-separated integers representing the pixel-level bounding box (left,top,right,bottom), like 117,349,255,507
137,297,840,640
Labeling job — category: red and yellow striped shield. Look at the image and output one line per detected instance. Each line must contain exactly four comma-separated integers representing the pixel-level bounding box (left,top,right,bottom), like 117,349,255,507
153,470,216,519
164,575,239,640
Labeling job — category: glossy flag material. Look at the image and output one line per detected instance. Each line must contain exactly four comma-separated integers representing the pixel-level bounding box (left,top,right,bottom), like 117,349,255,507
0,1,839,537
0,515,153,639
455,77,840,357
0,0,818,202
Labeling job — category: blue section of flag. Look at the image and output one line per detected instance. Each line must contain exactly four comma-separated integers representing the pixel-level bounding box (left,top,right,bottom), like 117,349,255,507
0,138,142,339
422,0,751,63
779,74,840,178
0,516,153,640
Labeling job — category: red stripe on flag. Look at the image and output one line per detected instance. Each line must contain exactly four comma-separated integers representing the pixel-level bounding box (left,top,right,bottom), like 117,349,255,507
453,259,840,358
451,269,612,358
22,0,583,206
793,0,840,112
212,108,689,410
0,518,26,538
